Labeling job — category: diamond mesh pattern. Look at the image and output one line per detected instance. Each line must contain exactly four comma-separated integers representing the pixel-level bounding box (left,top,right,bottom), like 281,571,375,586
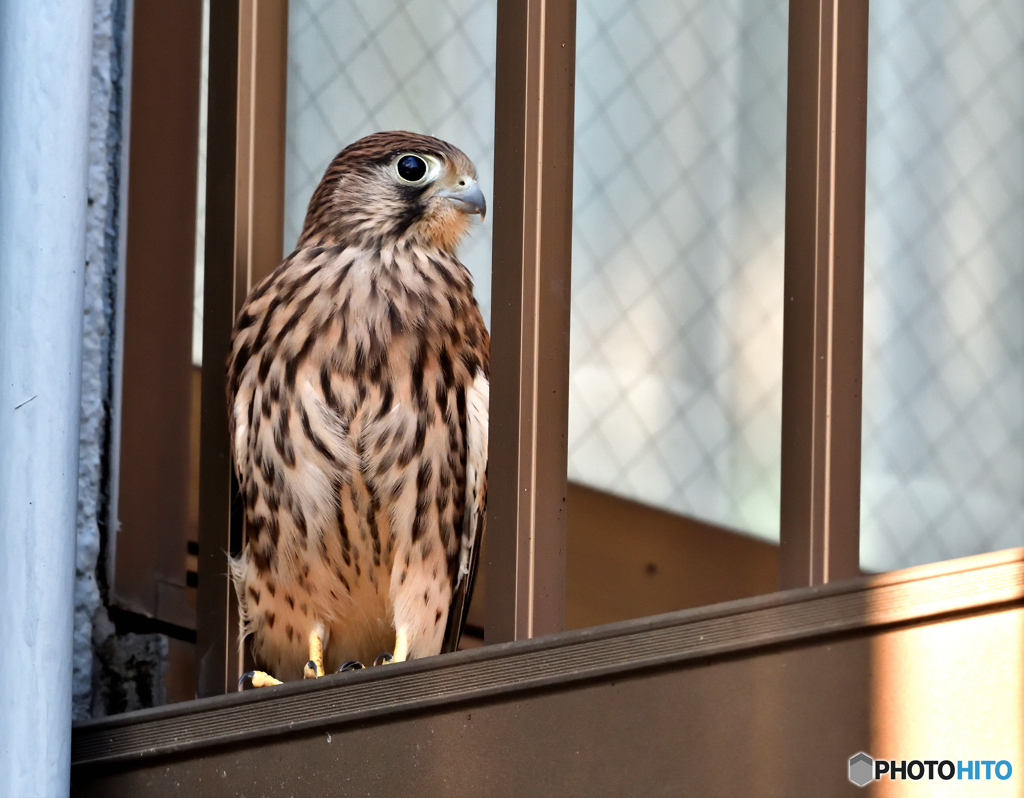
285,0,497,323
282,0,1024,568
566,0,788,540
284,0,789,542
861,0,1024,571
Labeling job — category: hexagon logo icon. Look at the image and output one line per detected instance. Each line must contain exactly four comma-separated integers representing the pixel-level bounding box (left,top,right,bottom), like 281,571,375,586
849,752,874,787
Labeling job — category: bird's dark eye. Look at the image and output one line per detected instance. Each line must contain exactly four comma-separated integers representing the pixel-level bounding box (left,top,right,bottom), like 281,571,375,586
396,155,428,183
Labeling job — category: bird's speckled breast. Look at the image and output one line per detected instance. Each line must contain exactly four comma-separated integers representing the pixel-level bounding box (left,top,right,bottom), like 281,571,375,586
227,241,488,678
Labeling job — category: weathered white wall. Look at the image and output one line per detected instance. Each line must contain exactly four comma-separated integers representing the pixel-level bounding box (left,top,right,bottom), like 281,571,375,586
0,0,94,793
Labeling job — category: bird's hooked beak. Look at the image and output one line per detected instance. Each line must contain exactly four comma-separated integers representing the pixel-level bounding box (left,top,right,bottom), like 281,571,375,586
436,177,487,220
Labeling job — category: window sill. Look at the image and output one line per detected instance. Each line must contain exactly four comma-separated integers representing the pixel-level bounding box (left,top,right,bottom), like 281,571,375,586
73,546,1024,772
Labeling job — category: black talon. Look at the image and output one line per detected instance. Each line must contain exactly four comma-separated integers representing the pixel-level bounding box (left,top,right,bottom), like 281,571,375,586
373,652,394,667
305,659,321,677
238,671,258,691
337,660,364,673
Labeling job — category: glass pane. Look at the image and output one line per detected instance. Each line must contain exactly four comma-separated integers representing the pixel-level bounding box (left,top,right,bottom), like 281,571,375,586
284,0,496,323
568,0,789,540
281,0,789,634
861,0,1024,571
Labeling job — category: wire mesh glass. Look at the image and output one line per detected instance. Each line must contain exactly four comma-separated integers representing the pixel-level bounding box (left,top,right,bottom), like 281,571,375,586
284,0,497,324
567,0,789,541
228,0,1024,578
861,0,1024,572
282,0,790,542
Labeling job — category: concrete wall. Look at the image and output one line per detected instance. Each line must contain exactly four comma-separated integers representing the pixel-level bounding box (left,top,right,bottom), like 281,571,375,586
73,0,127,723
74,0,168,722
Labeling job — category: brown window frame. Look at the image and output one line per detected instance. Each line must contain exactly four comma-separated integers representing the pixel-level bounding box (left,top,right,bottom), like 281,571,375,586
71,8,1024,787
111,0,204,636
185,0,989,700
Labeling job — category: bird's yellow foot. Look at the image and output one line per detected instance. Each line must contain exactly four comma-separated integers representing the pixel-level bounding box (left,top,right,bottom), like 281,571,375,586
238,670,282,690
303,625,326,679
391,627,409,663
373,652,394,666
336,660,364,673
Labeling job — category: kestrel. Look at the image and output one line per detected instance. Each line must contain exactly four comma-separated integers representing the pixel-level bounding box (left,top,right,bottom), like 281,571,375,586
227,131,489,686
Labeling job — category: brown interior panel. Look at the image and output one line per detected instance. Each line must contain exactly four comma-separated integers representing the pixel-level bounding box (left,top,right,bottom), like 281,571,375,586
464,482,778,636
114,0,203,626
565,483,779,628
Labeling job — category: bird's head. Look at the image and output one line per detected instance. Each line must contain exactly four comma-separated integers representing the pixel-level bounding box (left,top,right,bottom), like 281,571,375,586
299,131,486,254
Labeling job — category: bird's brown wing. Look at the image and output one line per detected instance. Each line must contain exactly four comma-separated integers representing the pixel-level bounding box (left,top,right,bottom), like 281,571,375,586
441,369,488,653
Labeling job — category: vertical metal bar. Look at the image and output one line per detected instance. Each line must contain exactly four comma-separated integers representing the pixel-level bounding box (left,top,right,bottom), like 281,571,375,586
779,0,869,589
487,0,577,642
235,0,289,289
196,0,241,698
196,0,288,697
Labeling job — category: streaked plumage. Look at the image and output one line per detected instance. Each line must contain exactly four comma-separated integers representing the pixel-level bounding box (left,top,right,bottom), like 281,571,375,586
227,131,489,681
